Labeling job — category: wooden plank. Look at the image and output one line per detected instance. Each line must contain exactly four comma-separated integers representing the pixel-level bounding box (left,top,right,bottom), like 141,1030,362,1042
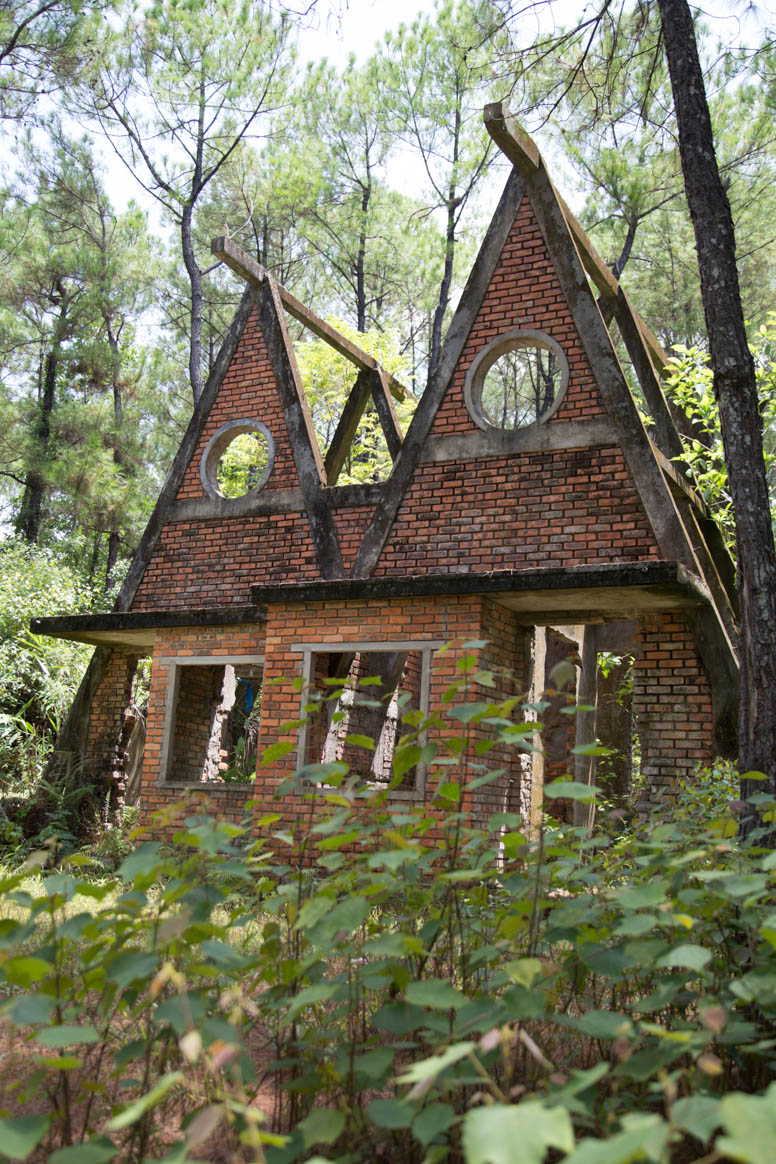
257,278,345,579
324,368,373,485
212,236,410,402
371,367,404,459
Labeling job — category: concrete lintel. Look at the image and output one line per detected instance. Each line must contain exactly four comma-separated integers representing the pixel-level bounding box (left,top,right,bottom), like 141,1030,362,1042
167,482,385,522
421,419,617,464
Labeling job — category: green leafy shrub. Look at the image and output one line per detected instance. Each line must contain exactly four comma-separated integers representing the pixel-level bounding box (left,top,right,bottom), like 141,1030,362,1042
0,661,774,1162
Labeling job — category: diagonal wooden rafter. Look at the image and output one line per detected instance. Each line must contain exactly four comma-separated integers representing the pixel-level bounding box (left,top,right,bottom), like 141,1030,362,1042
324,368,374,486
211,236,412,403
256,277,345,580
371,367,404,460
324,368,405,487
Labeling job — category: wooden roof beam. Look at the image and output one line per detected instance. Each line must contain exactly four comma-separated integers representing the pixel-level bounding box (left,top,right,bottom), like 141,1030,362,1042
211,236,411,404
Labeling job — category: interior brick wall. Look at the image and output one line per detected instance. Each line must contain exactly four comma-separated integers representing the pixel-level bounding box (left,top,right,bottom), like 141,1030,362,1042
139,624,266,826
83,649,141,801
632,609,714,812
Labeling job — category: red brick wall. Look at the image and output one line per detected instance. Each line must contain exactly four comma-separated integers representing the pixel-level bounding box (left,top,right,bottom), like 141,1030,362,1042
84,650,140,796
375,448,659,576
632,610,714,812
131,513,318,611
129,188,660,611
176,308,301,498
431,194,606,437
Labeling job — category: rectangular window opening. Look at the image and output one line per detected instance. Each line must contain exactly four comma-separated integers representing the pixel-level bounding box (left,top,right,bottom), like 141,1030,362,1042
162,658,263,784
302,648,428,795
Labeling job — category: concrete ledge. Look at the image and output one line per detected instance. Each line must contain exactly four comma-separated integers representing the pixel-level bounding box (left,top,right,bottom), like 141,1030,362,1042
168,483,386,521
31,606,267,650
421,419,618,463
250,562,712,621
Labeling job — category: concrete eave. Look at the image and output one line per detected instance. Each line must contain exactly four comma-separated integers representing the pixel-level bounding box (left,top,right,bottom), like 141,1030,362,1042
30,605,268,651
250,561,714,624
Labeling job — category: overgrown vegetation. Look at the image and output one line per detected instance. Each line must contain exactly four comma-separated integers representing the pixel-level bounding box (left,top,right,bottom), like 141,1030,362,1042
0,660,774,1162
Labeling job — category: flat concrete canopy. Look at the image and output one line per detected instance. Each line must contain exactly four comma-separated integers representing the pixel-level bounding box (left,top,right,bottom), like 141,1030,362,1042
31,564,708,650
30,606,268,651
249,562,710,625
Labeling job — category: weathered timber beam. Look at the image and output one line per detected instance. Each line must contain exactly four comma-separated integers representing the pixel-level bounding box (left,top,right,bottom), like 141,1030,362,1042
211,236,411,403
324,368,373,485
257,278,345,579
370,367,403,459
484,105,667,361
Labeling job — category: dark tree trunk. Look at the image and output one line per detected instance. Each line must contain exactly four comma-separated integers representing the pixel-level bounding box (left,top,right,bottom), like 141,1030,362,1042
181,201,204,404
106,320,123,593
16,302,67,543
658,0,776,826
356,176,371,333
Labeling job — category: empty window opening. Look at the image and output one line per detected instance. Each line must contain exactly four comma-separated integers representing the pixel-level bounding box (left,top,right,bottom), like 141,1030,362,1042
465,330,569,433
482,346,560,429
292,640,441,797
307,650,421,789
163,659,263,784
216,431,272,498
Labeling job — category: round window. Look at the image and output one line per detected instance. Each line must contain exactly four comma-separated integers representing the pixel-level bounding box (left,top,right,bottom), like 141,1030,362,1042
464,330,569,432
199,420,275,501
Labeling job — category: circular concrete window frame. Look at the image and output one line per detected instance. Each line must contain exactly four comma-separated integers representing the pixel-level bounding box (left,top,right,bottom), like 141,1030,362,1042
199,419,275,501
464,328,570,433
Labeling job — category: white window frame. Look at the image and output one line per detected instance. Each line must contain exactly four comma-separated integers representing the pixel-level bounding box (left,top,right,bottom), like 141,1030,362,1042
290,639,443,798
158,654,265,786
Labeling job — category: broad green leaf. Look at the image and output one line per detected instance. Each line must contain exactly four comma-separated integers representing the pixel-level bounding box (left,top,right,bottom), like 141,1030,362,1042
299,1108,345,1148
413,1103,455,1146
543,780,601,802
48,1138,117,1163
354,1047,394,1079
654,944,711,972
397,1042,475,1084
107,1071,183,1131
285,982,339,1022
368,1098,413,1129
672,1095,721,1143
404,979,468,1010
504,958,542,988
106,951,159,990
564,1113,669,1163
199,940,249,969
9,993,57,1025
572,1011,633,1040
36,1024,100,1048
344,733,375,750
718,1083,776,1164
3,956,52,987
118,842,161,882
372,1002,427,1034
0,1116,49,1160
462,1102,574,1164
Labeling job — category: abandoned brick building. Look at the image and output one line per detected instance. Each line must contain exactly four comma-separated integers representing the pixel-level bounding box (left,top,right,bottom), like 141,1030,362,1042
34,106,739,833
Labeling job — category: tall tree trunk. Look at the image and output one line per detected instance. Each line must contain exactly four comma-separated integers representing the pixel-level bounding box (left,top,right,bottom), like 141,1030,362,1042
16,301,67,542
658,0,776,827
104,319,123,593
356,172,371,332
181,201,204,404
